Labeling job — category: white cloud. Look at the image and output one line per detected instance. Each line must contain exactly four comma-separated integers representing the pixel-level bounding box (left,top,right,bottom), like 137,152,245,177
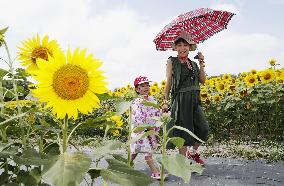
1,0,283,90
210,2,240,14
199,31,280,76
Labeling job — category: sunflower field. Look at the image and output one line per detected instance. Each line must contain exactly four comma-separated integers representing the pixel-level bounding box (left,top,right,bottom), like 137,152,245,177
0,27,283,185
109,63,284,141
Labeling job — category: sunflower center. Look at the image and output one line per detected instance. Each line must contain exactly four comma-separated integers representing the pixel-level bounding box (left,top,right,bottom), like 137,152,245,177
229,85,236,91
31,47,49,62
201,93,208,98
249,77,255,83
214,96,220,102
218,84,225,90
264,73,272,80
52,65,89,100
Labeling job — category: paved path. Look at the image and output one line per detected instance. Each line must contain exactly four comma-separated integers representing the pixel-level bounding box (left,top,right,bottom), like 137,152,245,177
141,157,284,186
77,146,283,186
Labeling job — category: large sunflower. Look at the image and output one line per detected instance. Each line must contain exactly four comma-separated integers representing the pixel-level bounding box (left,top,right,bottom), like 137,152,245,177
18,34,61,73
216,82,226,93
150,85,158,95
244,74,258,87
222,73,232,81
32,49,108,119
260,69,275,84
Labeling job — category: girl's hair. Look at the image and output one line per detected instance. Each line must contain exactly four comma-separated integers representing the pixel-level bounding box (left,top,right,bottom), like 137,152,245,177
135,85,140,94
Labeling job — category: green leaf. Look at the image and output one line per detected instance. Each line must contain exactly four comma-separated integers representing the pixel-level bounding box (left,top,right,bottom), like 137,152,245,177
17,170,39,186
81,112,115,126
88,168,101,180
126,130,158,146
0,171,9,185
112,154,134,167
92,140,123,160
163,154,204,183
3,183,19,186
42,152,91,186
43,142,60,156
0,142,13,151
116,101,132,114
0,113,26,127
0,68,8,79
34,125,61,134
96,93,114,100
141,100,160,109
0,147,18,158
101,159,154,186
168,137,185,148
172,126,205,143
13,148,51,166
0,27,8,35
132,125,156,133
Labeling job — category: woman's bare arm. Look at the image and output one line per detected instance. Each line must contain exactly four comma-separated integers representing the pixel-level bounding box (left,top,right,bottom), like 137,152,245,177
199,62,206,84
196,52,206,84
164,59,172,101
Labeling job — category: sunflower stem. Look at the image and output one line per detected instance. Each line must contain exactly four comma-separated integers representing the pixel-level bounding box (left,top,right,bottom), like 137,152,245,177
160,122,167,186
127,106,132,166
67,122,82,144
62,116,68,153
3,39,26,149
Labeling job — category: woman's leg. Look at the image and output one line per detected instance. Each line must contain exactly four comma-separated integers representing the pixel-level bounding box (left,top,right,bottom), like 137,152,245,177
192,142,200,151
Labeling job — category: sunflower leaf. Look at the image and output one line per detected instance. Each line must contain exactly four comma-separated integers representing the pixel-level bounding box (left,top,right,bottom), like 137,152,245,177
101,159,154,186
0,27,8,35
42,152,91,186
163,154,203,183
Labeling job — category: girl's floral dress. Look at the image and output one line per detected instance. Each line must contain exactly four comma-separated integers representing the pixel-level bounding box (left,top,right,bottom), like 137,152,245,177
130,96,161,155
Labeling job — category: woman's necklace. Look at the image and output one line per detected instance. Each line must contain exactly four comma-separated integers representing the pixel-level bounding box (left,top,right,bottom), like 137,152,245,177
178,56,192,70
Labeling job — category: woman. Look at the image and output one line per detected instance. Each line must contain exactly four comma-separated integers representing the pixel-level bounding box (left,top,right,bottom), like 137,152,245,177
162,32,209,165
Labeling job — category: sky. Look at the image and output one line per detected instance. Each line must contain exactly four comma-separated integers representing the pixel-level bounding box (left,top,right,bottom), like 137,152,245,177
1,0,284,89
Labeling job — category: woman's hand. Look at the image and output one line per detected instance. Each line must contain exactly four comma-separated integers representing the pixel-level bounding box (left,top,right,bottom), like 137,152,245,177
197,52,205,67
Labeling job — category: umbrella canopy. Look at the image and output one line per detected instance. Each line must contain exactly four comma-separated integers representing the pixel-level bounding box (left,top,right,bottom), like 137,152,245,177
154,8,235,51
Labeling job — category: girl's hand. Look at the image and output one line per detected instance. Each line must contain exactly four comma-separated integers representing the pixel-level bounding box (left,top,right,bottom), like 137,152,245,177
161,103,169,113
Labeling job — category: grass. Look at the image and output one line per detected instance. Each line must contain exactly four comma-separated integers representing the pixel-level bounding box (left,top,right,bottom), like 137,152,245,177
202,139,284,162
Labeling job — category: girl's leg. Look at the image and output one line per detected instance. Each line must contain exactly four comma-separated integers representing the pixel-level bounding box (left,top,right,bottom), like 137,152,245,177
145,155,159,174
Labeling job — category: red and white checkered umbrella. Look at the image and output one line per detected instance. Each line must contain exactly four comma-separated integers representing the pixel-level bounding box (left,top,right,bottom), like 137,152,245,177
154,8,235,51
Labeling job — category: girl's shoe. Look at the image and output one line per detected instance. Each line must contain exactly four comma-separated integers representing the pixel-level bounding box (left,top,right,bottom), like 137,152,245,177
151,172,161,180
151,172,168,180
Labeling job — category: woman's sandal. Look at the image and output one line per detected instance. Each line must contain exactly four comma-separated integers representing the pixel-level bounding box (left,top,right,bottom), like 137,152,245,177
186,150,205,165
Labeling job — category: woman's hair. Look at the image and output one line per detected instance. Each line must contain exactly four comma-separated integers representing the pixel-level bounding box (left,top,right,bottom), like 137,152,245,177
174,38,189,46
174,38,197,51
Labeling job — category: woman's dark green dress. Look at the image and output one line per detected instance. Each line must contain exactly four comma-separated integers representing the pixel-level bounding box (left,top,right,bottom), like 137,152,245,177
168,57,209,148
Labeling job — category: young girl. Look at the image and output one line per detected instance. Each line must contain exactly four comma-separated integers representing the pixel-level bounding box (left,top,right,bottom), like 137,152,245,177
130,76,163,180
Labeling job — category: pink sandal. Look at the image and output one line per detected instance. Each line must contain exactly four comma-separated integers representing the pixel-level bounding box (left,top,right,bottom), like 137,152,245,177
151,172,168,180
